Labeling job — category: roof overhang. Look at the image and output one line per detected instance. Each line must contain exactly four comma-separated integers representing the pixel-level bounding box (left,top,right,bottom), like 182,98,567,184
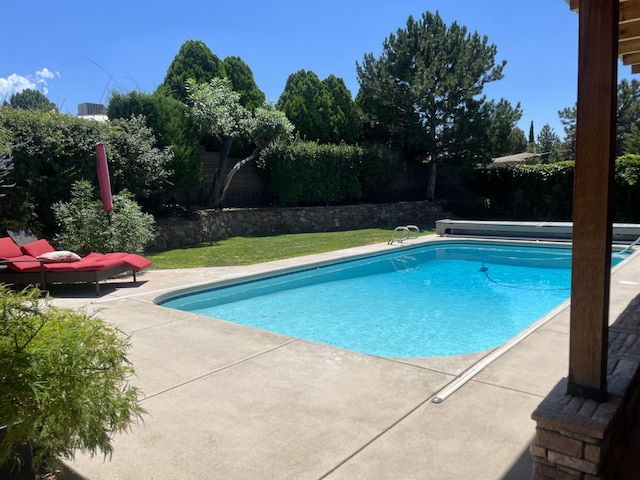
568,0,640,74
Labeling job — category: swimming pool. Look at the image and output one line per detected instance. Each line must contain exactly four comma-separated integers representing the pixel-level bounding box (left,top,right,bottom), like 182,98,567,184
157,240,626,358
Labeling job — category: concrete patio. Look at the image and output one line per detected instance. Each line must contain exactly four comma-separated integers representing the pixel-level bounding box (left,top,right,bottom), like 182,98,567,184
43,236,640,479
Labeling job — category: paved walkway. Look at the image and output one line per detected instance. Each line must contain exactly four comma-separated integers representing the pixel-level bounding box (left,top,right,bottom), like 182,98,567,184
45,237,640,480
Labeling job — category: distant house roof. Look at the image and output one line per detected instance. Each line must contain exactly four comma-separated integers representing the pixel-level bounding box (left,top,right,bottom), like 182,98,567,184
487,152,542,168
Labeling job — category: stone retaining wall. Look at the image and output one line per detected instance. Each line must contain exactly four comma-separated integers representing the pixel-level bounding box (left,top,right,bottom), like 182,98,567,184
148,201,447,251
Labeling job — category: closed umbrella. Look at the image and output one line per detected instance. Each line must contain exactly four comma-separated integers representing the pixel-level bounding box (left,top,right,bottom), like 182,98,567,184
95,142,113,213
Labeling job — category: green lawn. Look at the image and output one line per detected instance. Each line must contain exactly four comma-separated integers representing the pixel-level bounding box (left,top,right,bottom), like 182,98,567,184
146,226,435,269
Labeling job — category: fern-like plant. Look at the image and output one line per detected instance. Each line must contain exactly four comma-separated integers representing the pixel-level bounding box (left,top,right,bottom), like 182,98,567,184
0,285,145,473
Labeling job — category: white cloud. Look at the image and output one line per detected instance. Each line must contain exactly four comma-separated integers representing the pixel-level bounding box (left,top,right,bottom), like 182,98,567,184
36,68,58,80
0,68,60,99
0,73,36,98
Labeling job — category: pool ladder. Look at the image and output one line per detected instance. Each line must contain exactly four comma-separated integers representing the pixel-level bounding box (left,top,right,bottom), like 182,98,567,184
388,225,420,245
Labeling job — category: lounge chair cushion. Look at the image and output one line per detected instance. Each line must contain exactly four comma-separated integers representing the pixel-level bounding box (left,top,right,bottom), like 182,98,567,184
1,254,43,272
122,253,153,270
0,237,23,258
20,239,55,257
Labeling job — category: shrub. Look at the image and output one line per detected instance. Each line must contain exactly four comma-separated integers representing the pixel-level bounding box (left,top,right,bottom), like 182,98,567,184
0,107,173,233
258,141,401,206
615,154,640,221
0,285,145,472
466,156,640,222
52,180,155,255
467,162,575,220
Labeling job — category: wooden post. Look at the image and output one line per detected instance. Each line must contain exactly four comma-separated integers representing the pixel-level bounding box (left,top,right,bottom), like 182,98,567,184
567,0,618,401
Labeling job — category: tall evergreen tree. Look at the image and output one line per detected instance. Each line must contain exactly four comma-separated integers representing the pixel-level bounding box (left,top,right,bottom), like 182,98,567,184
485,99,525,156
356,11,506,199
617,79,640,155
157,40,226,102
537,124,562,162
529,121,535,144
277,70,359,144
560,79,640,158
277,70,326,142
223,56,266,111
321,75,360,144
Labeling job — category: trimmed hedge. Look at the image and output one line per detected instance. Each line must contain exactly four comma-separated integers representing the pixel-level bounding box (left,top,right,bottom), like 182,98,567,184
257,142,402,206
467,155,640,222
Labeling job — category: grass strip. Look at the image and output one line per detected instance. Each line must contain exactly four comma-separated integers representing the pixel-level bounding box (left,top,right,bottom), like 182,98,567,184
146,227,435,269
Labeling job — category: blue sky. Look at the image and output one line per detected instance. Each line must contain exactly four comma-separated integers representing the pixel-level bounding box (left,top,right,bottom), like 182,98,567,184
1,0,634,139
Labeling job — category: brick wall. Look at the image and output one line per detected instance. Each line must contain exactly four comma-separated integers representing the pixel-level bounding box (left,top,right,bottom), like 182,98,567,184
531,295,640,479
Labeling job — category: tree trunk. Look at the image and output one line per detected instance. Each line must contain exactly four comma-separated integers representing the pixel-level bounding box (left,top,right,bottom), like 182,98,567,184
425,160,437,201
425,121,438,201
219,149,260,206
208,136,234,208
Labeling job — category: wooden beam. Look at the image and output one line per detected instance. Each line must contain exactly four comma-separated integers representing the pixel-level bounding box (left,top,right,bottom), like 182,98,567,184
622,51,640,65
621,2,640,23
567,0,618,401
620,19,640,40
618,36,640,54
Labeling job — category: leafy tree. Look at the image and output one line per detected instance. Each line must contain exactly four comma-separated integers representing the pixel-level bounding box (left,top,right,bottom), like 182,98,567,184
356,11,506,199
187,78,295,207
223,56,266,110
107,91,202,199
537,124,562,162
105,115,174,208
7,88,57,111
157,40,226,102
0,284,145,472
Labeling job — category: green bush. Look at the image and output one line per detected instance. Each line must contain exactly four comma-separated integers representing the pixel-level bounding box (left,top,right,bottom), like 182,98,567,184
258,141,401,206
0,107,173,234
52,180,155,255
615,154,640,221
466,157,640,222
468,162,575,220
0,285,145,472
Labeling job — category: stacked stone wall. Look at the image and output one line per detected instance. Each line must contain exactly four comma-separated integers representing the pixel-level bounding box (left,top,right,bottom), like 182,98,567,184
148,201,447,251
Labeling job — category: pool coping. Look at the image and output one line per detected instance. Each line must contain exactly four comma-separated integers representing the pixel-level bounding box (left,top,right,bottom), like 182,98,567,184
45,234,640,480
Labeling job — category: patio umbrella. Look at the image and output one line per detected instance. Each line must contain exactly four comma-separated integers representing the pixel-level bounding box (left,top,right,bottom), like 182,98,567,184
95,142,113,213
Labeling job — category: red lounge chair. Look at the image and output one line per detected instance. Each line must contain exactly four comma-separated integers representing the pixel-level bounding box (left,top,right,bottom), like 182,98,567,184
0,237,152,294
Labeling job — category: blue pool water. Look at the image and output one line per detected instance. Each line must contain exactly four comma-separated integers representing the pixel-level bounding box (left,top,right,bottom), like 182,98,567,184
158,241,625,358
